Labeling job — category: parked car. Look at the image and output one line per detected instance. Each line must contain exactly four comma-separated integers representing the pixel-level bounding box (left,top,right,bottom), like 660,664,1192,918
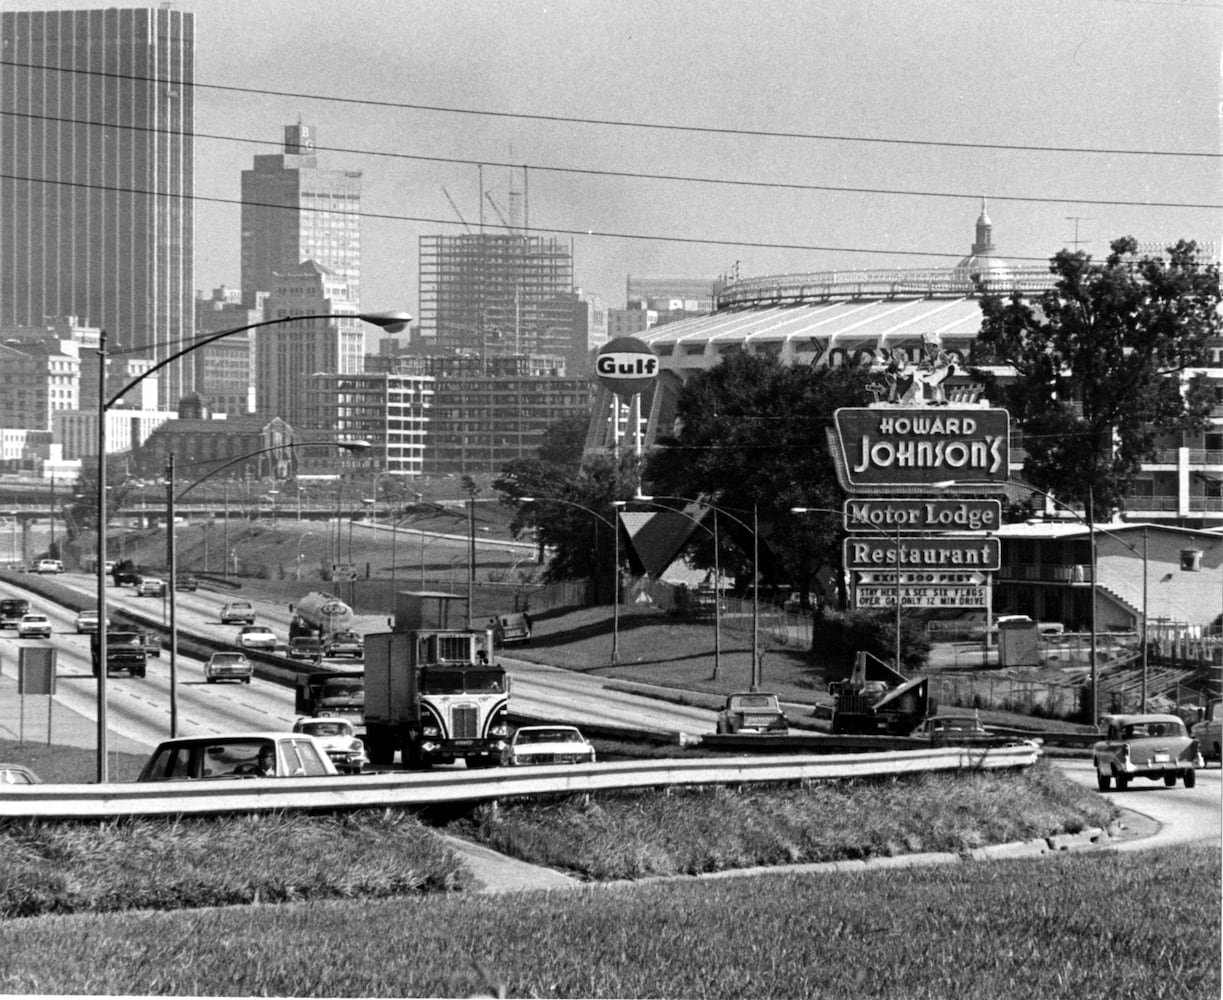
292,717,368,773
174,573,199,592
0,763,41,785
136,733,339,781
75,609,109,633
236,624,279,651
321,630,363,658
505,725,596,766
220,600,256,625
1191,698,1221,763
491,612,531,646
204,651,253,684
715,692,789,735
17,613,52,639
0,598,31,628
1092,713,1202,790
136,576,165,597
35,558,63,574
910,713,993,745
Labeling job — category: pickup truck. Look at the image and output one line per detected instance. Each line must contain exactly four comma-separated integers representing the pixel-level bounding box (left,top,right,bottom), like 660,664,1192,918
90,631,148,678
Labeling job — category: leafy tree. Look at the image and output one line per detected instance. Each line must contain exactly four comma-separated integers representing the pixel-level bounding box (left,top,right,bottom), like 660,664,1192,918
975,238,1220,517
640,353,871,603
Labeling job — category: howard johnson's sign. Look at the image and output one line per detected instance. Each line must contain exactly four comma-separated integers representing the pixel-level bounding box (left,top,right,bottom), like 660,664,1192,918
833,407,1009,487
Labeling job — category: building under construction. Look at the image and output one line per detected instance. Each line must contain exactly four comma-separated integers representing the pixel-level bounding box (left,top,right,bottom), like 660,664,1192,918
418,232,581,375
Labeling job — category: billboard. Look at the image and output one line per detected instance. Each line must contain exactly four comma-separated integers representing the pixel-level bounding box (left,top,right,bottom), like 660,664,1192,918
833,407,1009,487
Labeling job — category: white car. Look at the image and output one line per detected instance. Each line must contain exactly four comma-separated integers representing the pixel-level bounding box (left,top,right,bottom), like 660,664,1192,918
136,577,165,597
204,651,253,684
292,717,368,773
17,613,52,638
136,732,339,781
236,624,279,650
505,725,596,766
35,559,63,574
75,609,109,633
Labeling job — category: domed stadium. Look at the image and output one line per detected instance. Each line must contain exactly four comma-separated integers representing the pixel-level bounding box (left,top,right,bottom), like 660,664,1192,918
587,202,1052,453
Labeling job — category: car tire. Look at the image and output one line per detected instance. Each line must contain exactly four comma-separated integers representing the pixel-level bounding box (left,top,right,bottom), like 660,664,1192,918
243,676,251,684
1163,773,1177,787
1096,771,1111,791
1183,768,1196,789
1114,772,1129,791
206,676,215,684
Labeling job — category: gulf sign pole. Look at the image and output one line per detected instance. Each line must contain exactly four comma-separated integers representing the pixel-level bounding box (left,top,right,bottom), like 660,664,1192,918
594,337,659,663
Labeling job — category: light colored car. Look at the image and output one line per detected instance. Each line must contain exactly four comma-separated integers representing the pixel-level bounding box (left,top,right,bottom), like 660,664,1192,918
136,577,165,597
0,763,41,785
292,717,368,773
220,600,256,625
75,609,109,633
1190,698,1221,763
506,725,596,766
1092,713,1202,791
204,650,253,684
715,692,789,735
35,558,63,574
136,732,339,781
492,612,531,646
17,613,52,639
236,624,279,650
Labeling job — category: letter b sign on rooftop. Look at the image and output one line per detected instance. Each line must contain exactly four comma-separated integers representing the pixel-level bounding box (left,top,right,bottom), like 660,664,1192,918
595,337,659,397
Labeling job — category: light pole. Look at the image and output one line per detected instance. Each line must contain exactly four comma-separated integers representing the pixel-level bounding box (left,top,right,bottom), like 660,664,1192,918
521,496,620,663
937,478,1108,727
296,532,315,581
636,494,762,687
94,309,409,781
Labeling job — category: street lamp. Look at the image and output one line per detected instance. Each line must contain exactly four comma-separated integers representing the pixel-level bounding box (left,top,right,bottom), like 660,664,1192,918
94,309,409,780
634,494,764,687
296,532,315,581
520,496,620,663
936,478,1106,727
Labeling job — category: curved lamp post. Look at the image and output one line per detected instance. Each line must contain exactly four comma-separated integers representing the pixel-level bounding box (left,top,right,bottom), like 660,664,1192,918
94,310,408,781
935,478,1109,727
520,496,620,663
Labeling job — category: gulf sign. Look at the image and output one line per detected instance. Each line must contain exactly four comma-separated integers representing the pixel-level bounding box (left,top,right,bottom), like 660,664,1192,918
834,407,1009,487
595,337,659,397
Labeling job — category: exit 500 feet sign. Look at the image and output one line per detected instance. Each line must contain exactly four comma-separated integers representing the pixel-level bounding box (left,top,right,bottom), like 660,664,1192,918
834,407,1009,487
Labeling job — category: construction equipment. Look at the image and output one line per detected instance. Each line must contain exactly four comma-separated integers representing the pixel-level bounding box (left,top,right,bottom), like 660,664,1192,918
829,651,929,735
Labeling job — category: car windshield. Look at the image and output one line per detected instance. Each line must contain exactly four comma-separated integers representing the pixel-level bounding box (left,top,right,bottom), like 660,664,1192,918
211,653,245,665
733,695,778,709
1123,721,1186,739
517,729,579,744
301,722,348,737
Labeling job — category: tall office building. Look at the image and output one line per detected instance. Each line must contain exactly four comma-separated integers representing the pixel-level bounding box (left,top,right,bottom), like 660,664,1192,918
0,6,195,408
241,123,362,310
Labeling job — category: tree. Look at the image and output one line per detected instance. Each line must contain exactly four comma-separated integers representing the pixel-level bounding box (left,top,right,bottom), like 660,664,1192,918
640,353,872,600
975,238,1220,518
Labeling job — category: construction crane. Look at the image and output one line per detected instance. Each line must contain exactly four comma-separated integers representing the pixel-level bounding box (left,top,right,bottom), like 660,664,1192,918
485,192,512,231
442,187,471,233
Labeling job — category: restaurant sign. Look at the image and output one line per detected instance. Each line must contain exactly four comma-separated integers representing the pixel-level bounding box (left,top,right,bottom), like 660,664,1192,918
843,536,1001,573
834,407,1009,487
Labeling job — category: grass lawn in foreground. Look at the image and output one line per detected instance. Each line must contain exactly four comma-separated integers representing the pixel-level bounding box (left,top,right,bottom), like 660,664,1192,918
0,846,1216,999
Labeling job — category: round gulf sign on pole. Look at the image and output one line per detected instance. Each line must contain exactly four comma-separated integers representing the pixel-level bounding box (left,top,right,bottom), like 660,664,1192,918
595,337,659,397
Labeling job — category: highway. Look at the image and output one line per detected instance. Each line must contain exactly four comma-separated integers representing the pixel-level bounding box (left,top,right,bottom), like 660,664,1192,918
0,571,717,751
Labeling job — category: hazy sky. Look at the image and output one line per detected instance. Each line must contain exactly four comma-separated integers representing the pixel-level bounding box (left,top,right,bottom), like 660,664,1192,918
10,0,1223,317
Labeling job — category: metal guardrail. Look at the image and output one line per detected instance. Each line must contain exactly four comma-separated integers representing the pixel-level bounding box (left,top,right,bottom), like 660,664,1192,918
0,745,1042,820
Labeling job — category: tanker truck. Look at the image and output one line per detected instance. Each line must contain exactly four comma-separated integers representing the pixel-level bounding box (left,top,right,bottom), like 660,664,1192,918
288,592,355,639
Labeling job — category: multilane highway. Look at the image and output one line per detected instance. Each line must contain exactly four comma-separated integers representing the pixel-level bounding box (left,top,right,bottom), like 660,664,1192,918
0,571,717,753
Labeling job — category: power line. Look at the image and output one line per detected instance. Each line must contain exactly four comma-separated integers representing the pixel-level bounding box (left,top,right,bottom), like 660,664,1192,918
1,58,1217,160
10,170,1053,261
3,109,1217,211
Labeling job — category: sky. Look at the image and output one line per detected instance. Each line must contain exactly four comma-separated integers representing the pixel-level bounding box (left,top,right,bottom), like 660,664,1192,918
8,0,1223,327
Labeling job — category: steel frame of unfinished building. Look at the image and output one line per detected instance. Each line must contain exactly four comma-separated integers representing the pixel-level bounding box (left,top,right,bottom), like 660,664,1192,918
419,233,576,362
